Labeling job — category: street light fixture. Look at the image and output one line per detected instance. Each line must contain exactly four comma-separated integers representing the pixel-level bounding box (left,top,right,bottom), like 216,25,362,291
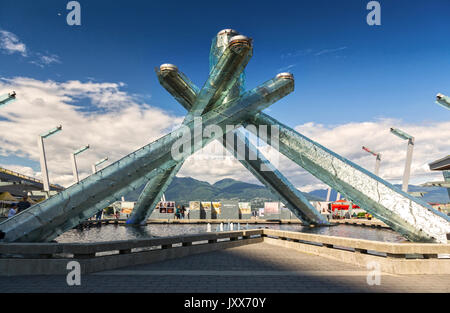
436,93,450,110
362,146,382,176
390,127,414,193
92,157,108,174
325,188,341,201
71,145,90,184
325,187,332,202
0,91,16,107
37,125,62,198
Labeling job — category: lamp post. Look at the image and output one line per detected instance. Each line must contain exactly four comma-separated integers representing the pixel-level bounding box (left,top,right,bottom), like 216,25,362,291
362,146,382,176
390,127,414,193
71,145,90,184
436,93,450,110
91,157,108,174
0,91,16,107
326,187,332,202
38,125,62,198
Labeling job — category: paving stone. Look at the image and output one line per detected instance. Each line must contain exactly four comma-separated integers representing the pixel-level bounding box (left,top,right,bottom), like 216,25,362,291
0,242,449,292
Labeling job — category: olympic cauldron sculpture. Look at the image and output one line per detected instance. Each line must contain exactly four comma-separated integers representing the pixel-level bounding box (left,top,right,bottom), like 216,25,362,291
0,30,449,243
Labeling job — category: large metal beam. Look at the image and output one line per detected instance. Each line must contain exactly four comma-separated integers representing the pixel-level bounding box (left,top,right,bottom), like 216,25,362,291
222,130,328,224
127,32,253,224
436,93,450,110
248,113,450,243
0,75,293,242
0,91,16,107
155,68,328,225
131,30,328,225
127,163,182,224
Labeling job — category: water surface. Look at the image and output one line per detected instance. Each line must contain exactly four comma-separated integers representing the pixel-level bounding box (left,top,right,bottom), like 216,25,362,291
56,223,406,243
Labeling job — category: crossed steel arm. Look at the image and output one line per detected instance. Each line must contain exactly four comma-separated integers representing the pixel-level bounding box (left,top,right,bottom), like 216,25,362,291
0,73,294,242
141,30,448,242
1,30,448,243
147,62,450,242
127,34,253,224
246,114,450,243
131,68,327,225
128,31,328,225
436,93,450,110
0,91,16,106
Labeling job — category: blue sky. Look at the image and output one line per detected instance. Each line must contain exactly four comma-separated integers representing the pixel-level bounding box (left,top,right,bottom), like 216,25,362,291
1,0,449,124
0,0,449,189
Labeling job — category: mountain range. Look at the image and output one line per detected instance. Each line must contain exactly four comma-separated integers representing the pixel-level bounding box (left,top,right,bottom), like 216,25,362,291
126,176,322,207
126,176,449,206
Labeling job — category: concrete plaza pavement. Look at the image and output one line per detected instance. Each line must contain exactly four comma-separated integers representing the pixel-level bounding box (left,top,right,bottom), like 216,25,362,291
0,242,449,293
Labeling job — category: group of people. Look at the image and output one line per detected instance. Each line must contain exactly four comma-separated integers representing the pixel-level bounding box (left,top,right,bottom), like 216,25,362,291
7,196,31,218
175,205,187,219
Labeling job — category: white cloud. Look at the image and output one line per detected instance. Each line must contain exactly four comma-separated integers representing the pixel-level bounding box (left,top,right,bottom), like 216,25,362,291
0,30,27,56
178,118,450,192
277,63,298,72
30,53,61,68
278,46,348,74
294,119,450,185
0,164,38,179
1,76,448,194
281,49,313,59
0,76,182,187
0,29,60,68
39,54,60,65
315,46,347,56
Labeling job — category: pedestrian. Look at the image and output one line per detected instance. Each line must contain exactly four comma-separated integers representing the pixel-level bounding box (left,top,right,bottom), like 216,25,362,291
8,204,17,218
181,205,186,219
175,205,181,220
17,196,31,213
96,210,103,220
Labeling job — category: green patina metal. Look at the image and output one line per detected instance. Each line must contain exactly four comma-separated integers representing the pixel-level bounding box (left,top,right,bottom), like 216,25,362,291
248,113,450,243
1,30,448,243
0,72,293,242
128,29,328,226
